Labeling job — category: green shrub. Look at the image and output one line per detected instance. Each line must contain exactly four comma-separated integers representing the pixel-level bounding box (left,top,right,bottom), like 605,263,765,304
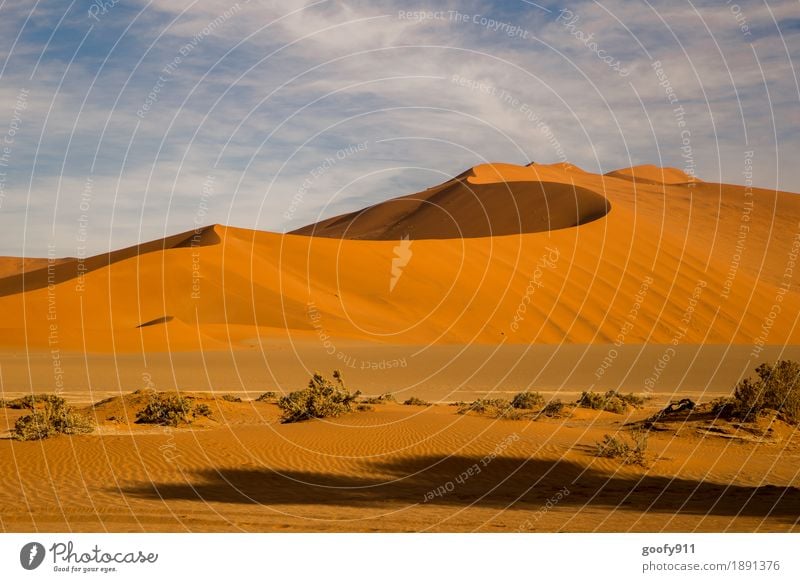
511,391,544,410
221,394,242,403
595,428,648,466
278,370,360,423
541,399,565,417
13,399,94,441
403,396,430,406
577,390,643,414
136,394,194,426
255,391,277,402
732,361,800,423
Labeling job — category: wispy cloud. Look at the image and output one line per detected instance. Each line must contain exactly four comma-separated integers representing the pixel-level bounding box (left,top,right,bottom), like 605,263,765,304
0,0,797,255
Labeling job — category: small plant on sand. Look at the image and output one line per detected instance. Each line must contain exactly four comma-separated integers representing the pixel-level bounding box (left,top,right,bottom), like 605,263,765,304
457,398,526,419
4,393,67,410
511,391,544,410
13,397,94,441
136,393,194,426
403,396,430,406
577,390,644,414
221,394,242,403
595,428,649,466
278,370,360,423
362,392,396,404
255,391,277,402
731,360,800,424
193,403,212,418
540,399,565,418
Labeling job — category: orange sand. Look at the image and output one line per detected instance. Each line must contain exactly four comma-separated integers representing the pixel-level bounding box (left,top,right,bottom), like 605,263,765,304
0,162,797,351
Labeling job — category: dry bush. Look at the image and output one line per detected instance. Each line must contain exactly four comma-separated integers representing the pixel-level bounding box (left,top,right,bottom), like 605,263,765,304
732,361,800,423
511,391,544,410
136,393,196,426
278,370,360,423
13,398,94,441
362,393,396,404
577,390,645,414
595,428,649,466
403,396,430,406
540,399,565,417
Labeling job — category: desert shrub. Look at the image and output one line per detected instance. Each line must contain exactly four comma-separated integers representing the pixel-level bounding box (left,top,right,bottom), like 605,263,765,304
628,428,649,466
710,397,736,417
403,396,430,406
732,360,800,423
458,398,508,414
457,398,527,419
362,392,396,404
511,391,544,410
619,392,647,408
577,390,643,414
193,403,212,418
595,434,629,458
4,393,67,410
255,391,277,402
541,399,565,417
595,429,648,466
13,399,94,441
136,394,194,426
278,370,360,423
356,404,374,412
221,394,242,403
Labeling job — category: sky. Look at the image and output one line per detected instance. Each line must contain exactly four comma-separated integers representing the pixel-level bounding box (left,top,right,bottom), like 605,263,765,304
0,0,798,256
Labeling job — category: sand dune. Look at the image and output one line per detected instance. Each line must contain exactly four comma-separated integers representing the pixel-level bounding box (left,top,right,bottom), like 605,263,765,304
0,162,798,352
290,164,610,239
605,164,701,185
2,161,799,535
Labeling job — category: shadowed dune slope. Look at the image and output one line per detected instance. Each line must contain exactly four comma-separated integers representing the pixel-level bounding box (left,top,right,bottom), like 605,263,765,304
605,164,701,185
291,164,610,239
0,162,799,351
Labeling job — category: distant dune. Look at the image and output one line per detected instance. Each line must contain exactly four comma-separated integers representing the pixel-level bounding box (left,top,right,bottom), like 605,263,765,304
0,161,798,351
605,164,702,185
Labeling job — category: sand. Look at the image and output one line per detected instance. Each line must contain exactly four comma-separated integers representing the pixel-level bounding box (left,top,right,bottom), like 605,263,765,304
1,394,798,532
0,162,798,352
1,161,799,532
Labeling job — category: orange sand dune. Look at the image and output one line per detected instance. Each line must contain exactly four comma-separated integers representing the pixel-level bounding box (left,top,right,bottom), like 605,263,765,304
291,164,610,239
0,162,798,351
0,256,72,278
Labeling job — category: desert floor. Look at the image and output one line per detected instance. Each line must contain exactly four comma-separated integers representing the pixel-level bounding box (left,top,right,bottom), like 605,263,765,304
1,344,799,533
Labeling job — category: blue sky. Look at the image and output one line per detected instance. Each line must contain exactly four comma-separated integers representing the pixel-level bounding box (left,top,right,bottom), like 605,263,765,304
0,0,798,255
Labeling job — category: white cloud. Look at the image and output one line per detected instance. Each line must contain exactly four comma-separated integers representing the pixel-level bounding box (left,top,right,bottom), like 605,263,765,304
0,0,797,254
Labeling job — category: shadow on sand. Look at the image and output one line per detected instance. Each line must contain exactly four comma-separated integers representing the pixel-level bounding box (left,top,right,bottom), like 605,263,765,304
119,455,800,523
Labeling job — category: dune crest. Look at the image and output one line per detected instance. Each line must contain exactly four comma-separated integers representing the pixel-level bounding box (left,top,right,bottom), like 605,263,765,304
291,163,610,240
605,164,701,185
0,162,798,351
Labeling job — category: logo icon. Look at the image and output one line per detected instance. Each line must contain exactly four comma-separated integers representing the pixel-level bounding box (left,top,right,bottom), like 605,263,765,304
390,235,413,292
20,542,46,570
